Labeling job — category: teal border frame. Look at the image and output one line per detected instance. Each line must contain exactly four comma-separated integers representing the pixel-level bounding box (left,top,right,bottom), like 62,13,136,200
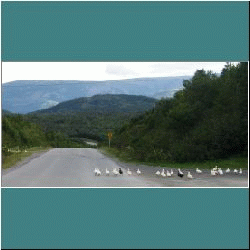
1,188,249,249
1,1,249,249
1,1,249,61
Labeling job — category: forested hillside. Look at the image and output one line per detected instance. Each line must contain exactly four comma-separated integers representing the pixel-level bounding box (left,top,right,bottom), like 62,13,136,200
2,115,87,153
2,115,49,149
31,94,157,114
111,62,248,162
24,94,158,140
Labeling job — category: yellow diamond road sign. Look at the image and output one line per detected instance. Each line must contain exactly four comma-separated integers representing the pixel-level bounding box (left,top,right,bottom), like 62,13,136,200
108,132,112,139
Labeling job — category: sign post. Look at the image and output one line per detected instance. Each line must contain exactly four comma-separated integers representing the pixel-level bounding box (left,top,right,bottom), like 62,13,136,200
108,132,112,148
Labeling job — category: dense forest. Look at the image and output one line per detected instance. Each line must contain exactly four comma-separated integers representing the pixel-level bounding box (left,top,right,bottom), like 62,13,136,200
110,62,248,162
2,115,88,154
23,94,157,141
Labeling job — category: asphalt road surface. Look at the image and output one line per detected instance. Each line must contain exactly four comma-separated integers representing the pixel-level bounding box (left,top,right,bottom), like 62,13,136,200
2,148,248,187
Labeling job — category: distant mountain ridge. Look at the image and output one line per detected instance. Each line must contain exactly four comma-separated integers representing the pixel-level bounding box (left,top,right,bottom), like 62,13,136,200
2,76,190,114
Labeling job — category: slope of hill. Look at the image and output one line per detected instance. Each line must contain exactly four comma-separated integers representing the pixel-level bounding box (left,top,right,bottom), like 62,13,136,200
111,63,248,162
2,115,88,153
24,94,158,141
32,94,157,114
2,115,49,149
2,76,190,114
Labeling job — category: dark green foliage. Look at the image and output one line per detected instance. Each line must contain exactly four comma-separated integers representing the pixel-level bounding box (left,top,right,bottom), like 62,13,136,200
2,115,87,156
24,111,142,143
32,94,156,114
23,94,157,142
2,115,49,149
45,131,88,148
111,62,248,162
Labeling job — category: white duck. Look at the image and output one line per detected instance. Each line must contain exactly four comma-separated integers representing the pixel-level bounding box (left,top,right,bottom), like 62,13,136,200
96,168,101,176
218,168,223,175
112,168,119,176
166,170,171,177
239,168,242,174
225,168,230,173
196,168,202,174
94,168,99,176
161,169,166,177
127,168,132,176
187,172,193,179
211,169,217,176
214,166,218,171
212,166,218,175
155,170,161,176
170,169,174,175
105,168,110,176
137,168,141,175
234,169,238,174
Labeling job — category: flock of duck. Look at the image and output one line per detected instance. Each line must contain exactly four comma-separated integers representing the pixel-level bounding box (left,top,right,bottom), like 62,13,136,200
94,166,243,178
210,166,243,175
94,167,141,176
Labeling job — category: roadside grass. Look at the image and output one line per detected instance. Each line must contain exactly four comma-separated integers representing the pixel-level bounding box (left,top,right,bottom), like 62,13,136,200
100,146,248,170
2,147,51,170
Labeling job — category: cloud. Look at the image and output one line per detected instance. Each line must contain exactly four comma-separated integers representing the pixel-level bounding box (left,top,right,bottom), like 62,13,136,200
105,64,138,77
2,62,237,83
148,62,227,76
149,63,185,75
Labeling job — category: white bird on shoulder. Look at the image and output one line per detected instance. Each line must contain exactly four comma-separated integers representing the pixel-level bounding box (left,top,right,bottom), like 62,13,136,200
212,166,218,175
161,169,166,177
225,168,230,173
105,168,110,176
218,168,223,175
234,169,238,174
196,168,202,174
96,168,101,176
127,168,132,176
187,172,193,179
137,168,141,175
214,166,218,171
166,170,171,177
155,170,161,176
112,168,119,176
211,169,217,176
94,168,101,176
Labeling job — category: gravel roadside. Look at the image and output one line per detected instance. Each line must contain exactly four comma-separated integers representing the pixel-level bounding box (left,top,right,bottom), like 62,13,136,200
2,149,52,176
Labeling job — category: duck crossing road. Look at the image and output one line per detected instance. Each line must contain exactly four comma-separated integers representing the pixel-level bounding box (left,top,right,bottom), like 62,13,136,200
2,148,248,187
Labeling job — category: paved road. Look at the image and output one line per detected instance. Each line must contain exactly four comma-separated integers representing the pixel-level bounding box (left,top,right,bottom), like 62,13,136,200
1,148,248,187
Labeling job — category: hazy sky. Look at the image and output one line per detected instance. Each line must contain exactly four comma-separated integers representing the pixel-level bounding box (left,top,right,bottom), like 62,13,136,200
2,62,237,84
